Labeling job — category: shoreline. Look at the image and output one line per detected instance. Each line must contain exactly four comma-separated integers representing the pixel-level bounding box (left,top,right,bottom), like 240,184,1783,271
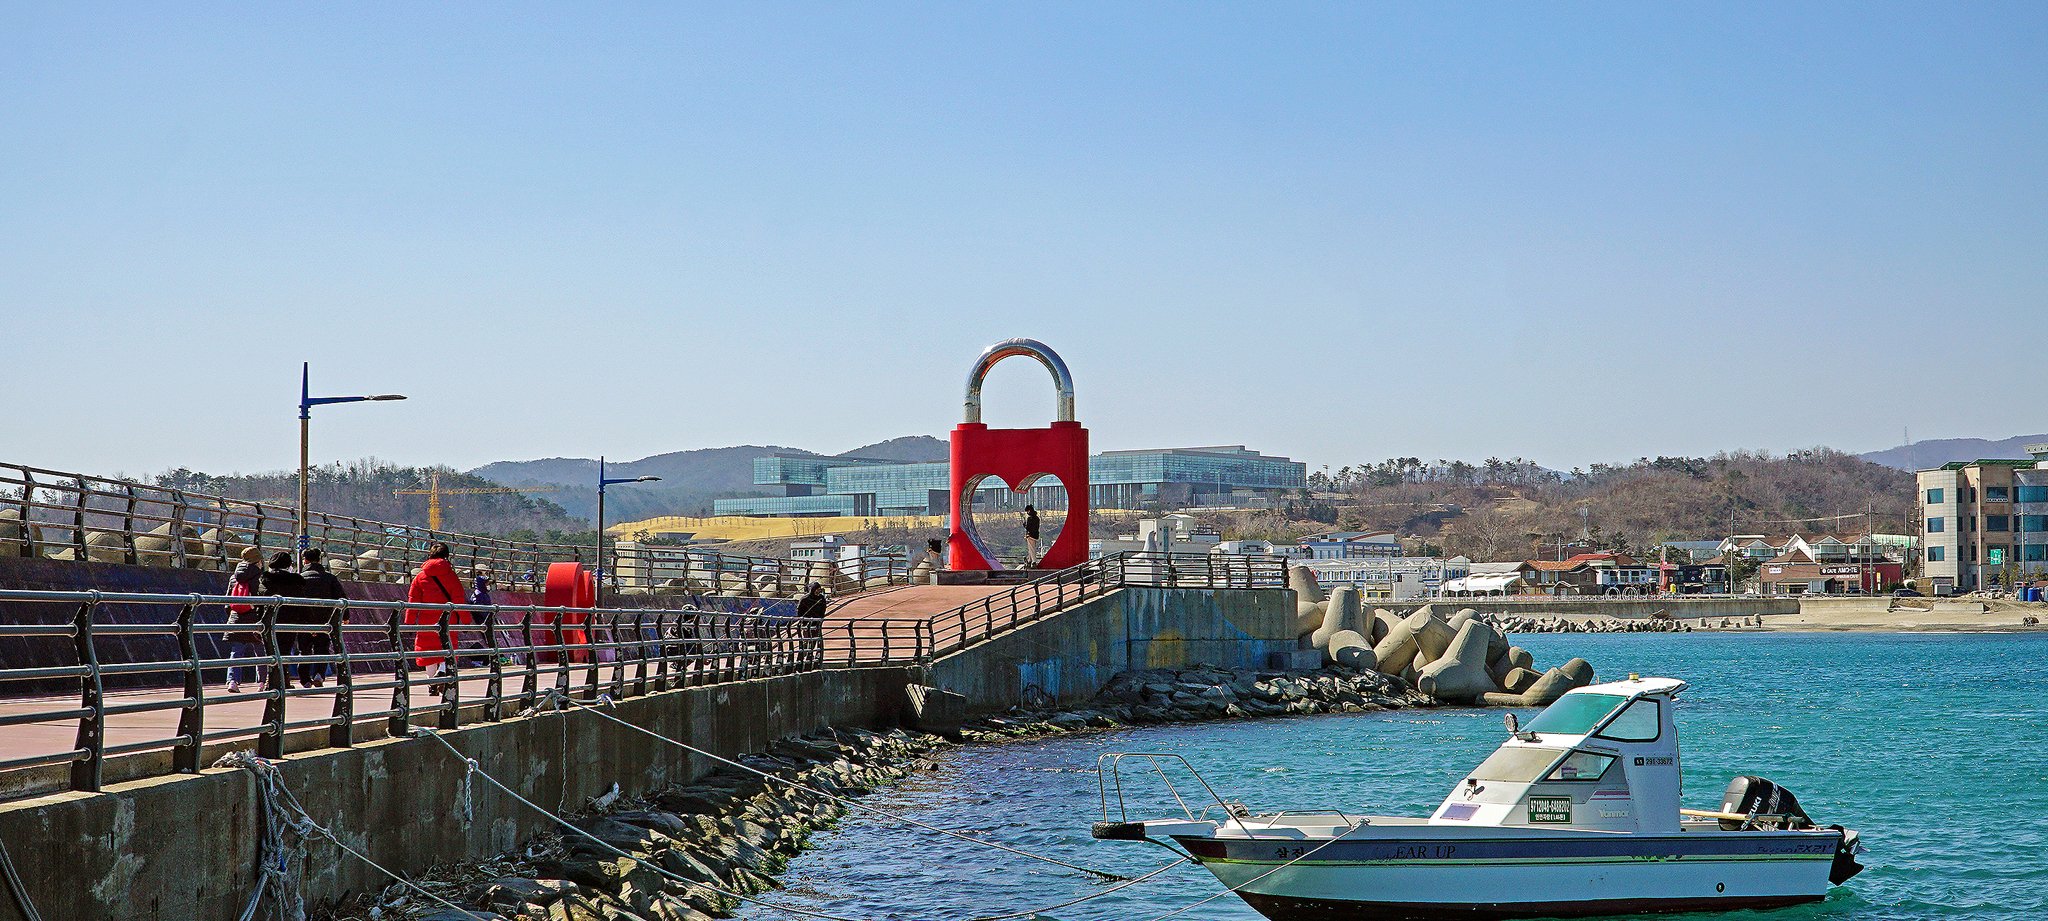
1503,610,2048,635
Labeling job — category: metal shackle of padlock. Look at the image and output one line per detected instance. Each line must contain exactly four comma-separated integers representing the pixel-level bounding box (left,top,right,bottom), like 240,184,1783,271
949,338,1090,572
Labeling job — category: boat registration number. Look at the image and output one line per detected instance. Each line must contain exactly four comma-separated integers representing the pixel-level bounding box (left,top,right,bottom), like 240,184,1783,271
1528,796,1573,824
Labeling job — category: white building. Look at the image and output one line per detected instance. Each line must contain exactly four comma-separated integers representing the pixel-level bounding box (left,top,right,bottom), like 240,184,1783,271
1296,556,1473,601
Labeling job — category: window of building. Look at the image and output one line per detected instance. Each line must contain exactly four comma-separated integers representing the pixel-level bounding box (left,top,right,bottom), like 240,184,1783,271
1927,488,1944,504
1967,517,1976,532
1986,487,2010,502
2019,486,2048,504
2025,516,2048,533
2027,545,2047,562
1927,517,1944,533
1988,516,2011,532
1968,545,1978,562
1927,547,1944,562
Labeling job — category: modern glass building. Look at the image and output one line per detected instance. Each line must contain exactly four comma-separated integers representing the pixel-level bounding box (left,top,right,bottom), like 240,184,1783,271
715,445,1306,517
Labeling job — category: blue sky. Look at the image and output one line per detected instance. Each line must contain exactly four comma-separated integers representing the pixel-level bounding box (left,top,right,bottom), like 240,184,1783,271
4,2,2043,479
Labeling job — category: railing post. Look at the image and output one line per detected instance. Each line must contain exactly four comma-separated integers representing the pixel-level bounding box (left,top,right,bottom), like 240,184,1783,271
170,489,191,569
517,608,538,712
582,612,603,699
121,483,139,564
174,597,203,774
387,608,411,739
608,612,629,697
630,611,651,697
69,477,88,560
258,600,285,759
13,469,34,558
71,596,104,792
328,600,354,748
483,605,504,722
436,608,458,730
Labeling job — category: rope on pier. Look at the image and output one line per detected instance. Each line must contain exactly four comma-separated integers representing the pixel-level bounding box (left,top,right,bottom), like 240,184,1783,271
213,751,490,921
555,691,1130,881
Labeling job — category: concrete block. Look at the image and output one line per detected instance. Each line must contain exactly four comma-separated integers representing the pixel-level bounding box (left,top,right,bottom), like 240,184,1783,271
1289,565,1326,604
1404,610,1457,663
1418,620,1495,702
903,684,966,736
1313,586,1364,648
1326,629,1375,669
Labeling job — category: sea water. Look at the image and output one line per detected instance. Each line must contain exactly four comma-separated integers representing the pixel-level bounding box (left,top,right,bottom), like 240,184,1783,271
745,632,2048,921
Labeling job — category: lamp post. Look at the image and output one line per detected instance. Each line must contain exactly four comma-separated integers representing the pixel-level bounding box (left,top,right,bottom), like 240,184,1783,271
595,456,661,594
298,362,406,550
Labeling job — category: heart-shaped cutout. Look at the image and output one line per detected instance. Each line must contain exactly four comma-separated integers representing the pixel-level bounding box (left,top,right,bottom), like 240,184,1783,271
960,473,1070,569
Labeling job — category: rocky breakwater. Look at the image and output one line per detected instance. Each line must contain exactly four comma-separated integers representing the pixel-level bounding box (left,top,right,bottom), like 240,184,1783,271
1491,614,1691,633
1074,664,1428,724
348,727,946,921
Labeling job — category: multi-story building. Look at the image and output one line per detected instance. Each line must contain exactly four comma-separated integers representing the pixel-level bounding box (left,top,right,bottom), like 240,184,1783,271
715,445,1306,517
1296,556,1473,600
1917,446,2048,593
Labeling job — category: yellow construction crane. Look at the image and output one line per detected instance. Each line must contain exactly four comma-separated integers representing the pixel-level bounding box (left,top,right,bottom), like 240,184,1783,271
394,472,560,531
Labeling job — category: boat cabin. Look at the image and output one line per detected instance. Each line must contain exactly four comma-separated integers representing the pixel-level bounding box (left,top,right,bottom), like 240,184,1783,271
1431,676,1686,833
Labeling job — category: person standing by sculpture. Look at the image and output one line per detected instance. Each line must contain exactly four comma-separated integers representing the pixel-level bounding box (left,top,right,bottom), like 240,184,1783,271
259,551,307,690
295,548,348,688
405,543,468,691
1023,505,1041,567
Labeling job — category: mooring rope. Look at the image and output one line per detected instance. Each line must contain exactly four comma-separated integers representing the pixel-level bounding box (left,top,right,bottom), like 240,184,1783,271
554,691,1129,880
0,833,43,921
415,723,1189,921
1140,826,1353,921
213,751,490,921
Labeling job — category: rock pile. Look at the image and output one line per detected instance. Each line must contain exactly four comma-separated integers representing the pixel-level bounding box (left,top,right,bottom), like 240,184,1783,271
1078,664,1425,723
1492,615,1690,634
349,727,946,921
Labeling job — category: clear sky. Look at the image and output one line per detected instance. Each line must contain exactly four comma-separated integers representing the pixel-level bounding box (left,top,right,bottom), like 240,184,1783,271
4,2,2043,480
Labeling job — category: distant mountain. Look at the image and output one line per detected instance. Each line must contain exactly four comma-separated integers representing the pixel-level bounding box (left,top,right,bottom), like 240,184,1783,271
838,435,947,462
1859,434,2048,472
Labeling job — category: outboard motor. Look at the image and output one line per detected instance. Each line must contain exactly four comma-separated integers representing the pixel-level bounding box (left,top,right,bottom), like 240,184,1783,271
1718,776,1816,830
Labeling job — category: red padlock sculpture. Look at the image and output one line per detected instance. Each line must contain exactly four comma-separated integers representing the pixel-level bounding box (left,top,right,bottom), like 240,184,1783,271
949,339,1089,571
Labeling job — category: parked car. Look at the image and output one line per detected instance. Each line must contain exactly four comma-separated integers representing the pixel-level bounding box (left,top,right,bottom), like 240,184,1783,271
1892,588,1924,597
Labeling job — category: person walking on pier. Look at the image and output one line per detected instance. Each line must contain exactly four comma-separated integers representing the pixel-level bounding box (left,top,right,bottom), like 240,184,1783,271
406,543,468,692
224,545,264,694
259,551,307,690
297,548,348,688
1023,505,1041,567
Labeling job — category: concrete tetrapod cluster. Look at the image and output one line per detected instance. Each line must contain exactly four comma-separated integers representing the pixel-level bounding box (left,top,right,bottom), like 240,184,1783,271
1291,568,1595,706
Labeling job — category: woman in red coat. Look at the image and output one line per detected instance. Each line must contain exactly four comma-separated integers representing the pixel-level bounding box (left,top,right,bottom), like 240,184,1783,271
405,543,469,679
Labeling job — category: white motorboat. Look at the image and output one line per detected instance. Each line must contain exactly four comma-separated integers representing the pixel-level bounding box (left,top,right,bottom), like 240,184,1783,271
1092,676,1864,920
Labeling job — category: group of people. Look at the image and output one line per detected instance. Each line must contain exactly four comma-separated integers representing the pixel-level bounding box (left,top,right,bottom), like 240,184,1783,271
223,545,348,693
224,541,844,696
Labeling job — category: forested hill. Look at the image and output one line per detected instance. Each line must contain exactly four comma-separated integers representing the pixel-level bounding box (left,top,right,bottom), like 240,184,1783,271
1292,448,1915,561
150,461,585,538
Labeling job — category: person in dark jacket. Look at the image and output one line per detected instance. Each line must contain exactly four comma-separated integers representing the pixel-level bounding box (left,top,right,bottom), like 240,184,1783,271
258,551,307,690
224,546,264,693
296,548,348,688
1023,505,1042,567
794,582,828,667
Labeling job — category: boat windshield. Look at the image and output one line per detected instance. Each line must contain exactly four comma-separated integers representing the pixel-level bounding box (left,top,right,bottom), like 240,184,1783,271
1523,693,1628,736
1468,746,1567,783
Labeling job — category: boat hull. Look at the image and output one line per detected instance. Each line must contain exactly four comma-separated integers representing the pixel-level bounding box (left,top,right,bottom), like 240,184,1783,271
1176,828,1842,921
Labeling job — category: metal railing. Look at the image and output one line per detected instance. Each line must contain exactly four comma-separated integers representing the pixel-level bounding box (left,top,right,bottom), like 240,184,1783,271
609,545,910,596
0,461,912,596
0,462,589,591
0,589,934,797
922,552,1288,656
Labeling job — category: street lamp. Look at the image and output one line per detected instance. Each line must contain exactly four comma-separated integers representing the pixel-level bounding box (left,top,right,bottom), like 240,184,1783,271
595,456,661,593
299,362,406,549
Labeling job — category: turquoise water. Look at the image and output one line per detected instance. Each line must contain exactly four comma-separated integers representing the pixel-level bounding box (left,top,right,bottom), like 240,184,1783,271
750,633,2048,921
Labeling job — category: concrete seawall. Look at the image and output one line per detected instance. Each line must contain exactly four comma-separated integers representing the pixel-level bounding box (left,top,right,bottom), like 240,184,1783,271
0,666,912,920
926,587,1296,711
